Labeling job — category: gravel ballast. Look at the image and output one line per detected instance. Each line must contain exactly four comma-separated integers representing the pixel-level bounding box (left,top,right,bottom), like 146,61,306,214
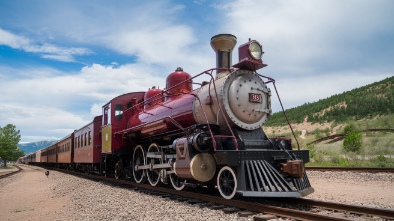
1,165,393,220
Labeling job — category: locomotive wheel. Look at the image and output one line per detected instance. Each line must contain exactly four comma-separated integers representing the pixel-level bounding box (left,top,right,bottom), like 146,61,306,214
146,143,162,186
114,160,123,180
132,145,146,184
217,166,239,199
170,173,187,191
84,165,92,174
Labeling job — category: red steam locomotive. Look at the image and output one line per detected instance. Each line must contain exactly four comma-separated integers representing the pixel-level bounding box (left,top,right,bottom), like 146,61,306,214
21,34,314,199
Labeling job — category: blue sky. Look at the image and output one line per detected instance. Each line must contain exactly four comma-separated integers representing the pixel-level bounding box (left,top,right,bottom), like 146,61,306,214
1,0,393,143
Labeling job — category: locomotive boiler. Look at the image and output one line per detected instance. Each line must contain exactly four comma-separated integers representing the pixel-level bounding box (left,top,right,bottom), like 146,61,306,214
113,34,314,199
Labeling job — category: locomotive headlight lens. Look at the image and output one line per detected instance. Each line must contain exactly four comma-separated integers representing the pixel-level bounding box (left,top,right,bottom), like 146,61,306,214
249,41,263,60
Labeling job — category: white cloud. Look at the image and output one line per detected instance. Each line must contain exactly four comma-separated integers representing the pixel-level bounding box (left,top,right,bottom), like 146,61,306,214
0,56,220,144
0,28,91,62
214,0,394,112
0,103,88,142
90,103,104,116
0,28,30,48
0,2,198,65
218,0,394,73
1,0,393,143
112,26,197,64
0,63,166,106
0,63,169,142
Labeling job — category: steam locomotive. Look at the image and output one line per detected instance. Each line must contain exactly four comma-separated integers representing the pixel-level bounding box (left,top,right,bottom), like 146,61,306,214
21,34,314,199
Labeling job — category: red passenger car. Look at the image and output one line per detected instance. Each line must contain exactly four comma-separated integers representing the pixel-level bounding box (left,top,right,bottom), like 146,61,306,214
35,150,41,165
57,134,74,169
74,115,102,173
47,143,57,166
41,147,48,165
25,153,36,164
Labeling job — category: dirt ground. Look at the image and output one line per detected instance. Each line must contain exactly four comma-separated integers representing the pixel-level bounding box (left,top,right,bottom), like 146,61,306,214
0,165,393,221
0,165,69,221
306,171,394,209
263,118,338,137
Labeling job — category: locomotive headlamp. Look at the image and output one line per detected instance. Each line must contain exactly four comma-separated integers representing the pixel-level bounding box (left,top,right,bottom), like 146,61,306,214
249,41,263,60
233,38,267,71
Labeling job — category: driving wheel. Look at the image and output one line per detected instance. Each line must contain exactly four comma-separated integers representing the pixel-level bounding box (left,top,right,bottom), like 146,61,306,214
146,143,162,186
114,160,123,179
132,145,146,183
170,173,187,191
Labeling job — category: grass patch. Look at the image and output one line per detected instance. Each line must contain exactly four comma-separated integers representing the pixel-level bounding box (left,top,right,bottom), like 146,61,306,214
14,208,34,213
0,166,15,169
268,127,394,167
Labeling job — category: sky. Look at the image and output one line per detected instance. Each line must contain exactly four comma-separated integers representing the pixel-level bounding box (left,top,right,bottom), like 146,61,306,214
0,0,393,143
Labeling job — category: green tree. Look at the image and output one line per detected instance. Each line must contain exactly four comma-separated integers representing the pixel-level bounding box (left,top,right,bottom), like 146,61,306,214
0,124,24,167
342,123,363,152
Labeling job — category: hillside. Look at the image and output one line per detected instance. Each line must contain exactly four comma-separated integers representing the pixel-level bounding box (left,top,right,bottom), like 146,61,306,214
263,76,394,167
18,140,57,155
266,76,393,127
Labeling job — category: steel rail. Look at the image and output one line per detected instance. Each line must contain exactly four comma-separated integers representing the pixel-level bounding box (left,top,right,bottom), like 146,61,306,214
37,166,394,220
306,166,394,173
104,178,351,221
0,164,22,179
51,167,351,221
309,129,394,145
273,198,394,220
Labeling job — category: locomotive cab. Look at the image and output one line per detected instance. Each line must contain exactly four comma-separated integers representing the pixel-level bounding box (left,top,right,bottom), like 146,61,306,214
101,92,145,154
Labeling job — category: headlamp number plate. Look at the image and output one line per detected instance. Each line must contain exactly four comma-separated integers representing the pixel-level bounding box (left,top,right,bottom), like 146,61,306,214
249,93,262,103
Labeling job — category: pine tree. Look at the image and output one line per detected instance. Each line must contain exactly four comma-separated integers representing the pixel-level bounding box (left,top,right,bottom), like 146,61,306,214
0,124,24,167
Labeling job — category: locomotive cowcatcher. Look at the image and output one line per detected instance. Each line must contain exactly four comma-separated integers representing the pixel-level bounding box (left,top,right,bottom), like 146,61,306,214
100,34,314,199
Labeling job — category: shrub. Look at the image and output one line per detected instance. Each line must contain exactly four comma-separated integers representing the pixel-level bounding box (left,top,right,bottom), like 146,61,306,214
313,154,324,164
343,123,363,152
330,154,350,166
306,144,316,159
370,155,388,167
314,128,323,139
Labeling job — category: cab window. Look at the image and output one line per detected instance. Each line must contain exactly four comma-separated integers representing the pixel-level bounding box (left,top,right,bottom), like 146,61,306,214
103,105,111,126
115,104,123,120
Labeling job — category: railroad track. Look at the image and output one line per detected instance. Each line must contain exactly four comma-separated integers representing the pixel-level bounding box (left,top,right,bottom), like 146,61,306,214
43,166,394,221
271,198,394,220
306,166,394,173
0,165,22,179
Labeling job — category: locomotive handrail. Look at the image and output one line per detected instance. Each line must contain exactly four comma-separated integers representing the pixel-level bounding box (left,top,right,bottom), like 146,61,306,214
196,94,218,149
164,116,186,132
177,68,237,150
155,102,173,109
115,116,186,135
120,67,239,150
141,109,155,116
191,68,238,150
149,69,222,149
203,69,239,150
256,73,301,152
147,67,239,151
122,90,164,115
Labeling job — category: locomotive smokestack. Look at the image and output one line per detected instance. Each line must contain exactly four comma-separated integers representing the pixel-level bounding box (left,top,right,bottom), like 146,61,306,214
210,34,237,74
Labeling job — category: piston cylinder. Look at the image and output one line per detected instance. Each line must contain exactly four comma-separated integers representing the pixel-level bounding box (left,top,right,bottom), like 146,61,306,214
173,137,216,182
